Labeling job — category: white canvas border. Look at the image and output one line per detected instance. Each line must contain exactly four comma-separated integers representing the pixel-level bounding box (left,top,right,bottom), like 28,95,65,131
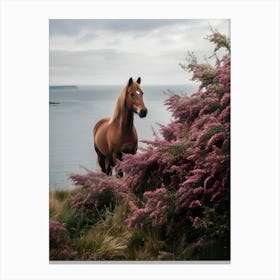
0,0,279,279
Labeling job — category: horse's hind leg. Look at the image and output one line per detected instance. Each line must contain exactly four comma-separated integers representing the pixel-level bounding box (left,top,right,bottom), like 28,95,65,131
95,147,106,173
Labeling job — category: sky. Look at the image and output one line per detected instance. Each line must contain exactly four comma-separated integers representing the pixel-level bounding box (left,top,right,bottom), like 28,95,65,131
49,19,230,85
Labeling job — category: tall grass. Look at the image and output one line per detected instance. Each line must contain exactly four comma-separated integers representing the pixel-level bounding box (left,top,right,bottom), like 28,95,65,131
50,191,165,260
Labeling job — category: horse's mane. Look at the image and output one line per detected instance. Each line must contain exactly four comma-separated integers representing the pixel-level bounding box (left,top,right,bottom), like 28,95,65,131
109,84,128,124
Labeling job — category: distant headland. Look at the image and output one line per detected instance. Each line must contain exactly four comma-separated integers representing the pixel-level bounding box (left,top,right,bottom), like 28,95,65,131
49,85,78,90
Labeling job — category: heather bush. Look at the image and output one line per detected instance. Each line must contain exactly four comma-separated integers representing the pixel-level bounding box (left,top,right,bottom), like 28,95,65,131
50,30,230,260
69,171,128,224
123,31,230,259
49,188,91,238
49,220,77,260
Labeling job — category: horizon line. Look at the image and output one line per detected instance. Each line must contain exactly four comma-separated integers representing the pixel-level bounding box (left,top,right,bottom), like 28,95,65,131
49,83,198,87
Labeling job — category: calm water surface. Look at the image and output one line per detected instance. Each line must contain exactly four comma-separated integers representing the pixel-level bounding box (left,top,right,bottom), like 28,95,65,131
49,84,196,189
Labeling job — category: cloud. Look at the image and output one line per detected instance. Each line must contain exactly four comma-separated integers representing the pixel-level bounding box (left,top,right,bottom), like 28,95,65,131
49,19,196,37
49,19,230,85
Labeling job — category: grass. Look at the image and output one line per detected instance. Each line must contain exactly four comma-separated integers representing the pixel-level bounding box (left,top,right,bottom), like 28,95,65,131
50,189,148,260
49,188,228,261
49,188,93,238
49,188,171,261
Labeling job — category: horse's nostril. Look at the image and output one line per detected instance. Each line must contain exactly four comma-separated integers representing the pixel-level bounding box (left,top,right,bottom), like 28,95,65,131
139,109,147,118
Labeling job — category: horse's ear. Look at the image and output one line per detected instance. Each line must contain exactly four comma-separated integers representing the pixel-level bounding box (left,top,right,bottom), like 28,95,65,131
136,77,141,84
128,77,133,87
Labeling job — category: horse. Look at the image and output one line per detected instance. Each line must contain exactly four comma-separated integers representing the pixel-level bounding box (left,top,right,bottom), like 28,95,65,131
93,77,147,175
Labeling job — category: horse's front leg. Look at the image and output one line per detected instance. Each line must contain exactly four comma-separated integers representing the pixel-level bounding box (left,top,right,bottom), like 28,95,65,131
112,152,124,177
105,156,113,176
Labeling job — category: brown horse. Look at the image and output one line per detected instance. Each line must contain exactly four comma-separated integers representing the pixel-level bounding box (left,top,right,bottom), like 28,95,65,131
93,77,147,175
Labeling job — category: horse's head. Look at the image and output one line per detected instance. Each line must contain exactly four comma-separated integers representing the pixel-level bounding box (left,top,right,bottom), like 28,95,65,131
126,77,147,118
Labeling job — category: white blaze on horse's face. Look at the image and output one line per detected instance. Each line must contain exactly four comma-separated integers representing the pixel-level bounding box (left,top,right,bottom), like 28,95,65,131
126,77,148,118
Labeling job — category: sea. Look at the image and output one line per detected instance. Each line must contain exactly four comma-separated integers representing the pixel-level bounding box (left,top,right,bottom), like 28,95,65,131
49,84,197,189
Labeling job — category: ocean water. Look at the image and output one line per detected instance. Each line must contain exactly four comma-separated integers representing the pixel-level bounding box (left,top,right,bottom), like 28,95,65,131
49,84,196,189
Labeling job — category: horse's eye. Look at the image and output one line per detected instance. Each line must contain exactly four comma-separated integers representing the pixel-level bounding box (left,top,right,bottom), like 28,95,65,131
130,93,135,98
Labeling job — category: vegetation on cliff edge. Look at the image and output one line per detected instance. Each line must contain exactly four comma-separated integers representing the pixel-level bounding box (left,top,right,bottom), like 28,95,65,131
50,31,230,261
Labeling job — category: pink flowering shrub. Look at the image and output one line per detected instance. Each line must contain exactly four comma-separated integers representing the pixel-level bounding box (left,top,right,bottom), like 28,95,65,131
127,187,175,228
62,31,230,260
119,31,230,259
70,171,126,223
49,220,77,260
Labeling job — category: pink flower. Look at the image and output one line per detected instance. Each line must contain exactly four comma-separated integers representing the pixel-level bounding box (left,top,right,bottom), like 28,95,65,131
206,132,225,148
189,200,202,208
193,217,200,228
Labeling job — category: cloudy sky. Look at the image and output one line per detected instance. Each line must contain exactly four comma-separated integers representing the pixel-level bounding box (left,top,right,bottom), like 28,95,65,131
49,19,230,85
